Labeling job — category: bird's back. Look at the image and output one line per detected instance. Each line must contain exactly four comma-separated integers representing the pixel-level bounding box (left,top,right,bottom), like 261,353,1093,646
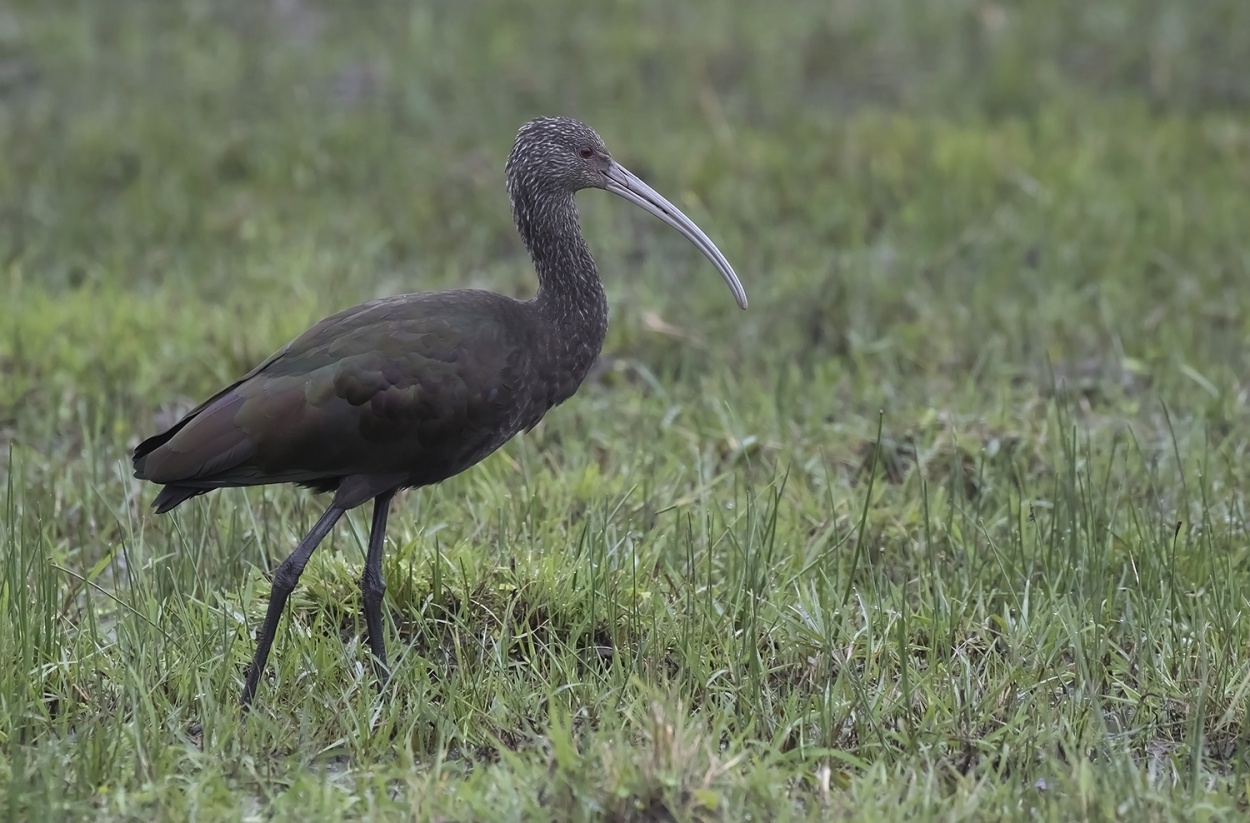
134,290,552,511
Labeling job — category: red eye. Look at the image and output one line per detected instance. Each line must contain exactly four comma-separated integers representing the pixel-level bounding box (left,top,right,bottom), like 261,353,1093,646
578,147,594,159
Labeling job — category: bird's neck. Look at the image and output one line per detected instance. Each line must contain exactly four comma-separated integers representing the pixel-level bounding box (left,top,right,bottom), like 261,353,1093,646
515,193,610,396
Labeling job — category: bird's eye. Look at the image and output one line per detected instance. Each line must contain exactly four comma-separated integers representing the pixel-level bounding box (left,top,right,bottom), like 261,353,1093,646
578,147,594,159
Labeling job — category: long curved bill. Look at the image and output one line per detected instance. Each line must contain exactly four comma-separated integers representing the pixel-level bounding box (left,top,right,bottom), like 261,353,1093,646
603,161,748,309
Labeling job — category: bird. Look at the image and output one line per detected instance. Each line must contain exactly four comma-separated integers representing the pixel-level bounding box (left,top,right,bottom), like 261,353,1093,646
132,116,748,707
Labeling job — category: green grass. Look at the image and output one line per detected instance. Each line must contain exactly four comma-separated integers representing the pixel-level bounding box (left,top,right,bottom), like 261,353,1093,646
3,0,1250,819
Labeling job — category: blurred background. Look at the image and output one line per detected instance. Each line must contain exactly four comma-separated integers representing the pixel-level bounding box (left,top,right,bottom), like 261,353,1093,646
3,0,1247,400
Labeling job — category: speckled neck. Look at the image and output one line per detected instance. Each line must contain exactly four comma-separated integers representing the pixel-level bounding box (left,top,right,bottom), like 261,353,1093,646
510,185,609,405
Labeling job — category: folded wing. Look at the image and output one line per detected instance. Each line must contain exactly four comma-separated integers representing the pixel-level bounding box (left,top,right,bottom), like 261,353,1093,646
133,291,534,512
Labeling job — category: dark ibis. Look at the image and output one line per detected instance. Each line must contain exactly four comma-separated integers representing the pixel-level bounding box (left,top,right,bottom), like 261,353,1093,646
133,116,747,706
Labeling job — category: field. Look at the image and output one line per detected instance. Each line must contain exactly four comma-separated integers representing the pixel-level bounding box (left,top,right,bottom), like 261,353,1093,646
3,1,1250,820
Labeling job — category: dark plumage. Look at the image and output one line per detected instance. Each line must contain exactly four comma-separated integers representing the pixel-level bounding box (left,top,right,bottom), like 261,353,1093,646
133,116,747,707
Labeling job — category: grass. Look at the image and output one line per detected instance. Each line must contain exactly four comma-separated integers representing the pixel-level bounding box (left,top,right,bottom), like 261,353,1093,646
2,0,1250,819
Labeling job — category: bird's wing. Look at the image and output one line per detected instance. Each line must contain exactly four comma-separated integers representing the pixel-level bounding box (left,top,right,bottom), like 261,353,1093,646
133,290,535,491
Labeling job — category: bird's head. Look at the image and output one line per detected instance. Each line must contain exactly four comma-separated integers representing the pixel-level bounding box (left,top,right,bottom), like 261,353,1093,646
507,116,613,196
506,116,748,310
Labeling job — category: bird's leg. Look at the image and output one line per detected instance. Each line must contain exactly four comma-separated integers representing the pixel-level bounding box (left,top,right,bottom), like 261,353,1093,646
360,490,396,688
241,504,345,708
